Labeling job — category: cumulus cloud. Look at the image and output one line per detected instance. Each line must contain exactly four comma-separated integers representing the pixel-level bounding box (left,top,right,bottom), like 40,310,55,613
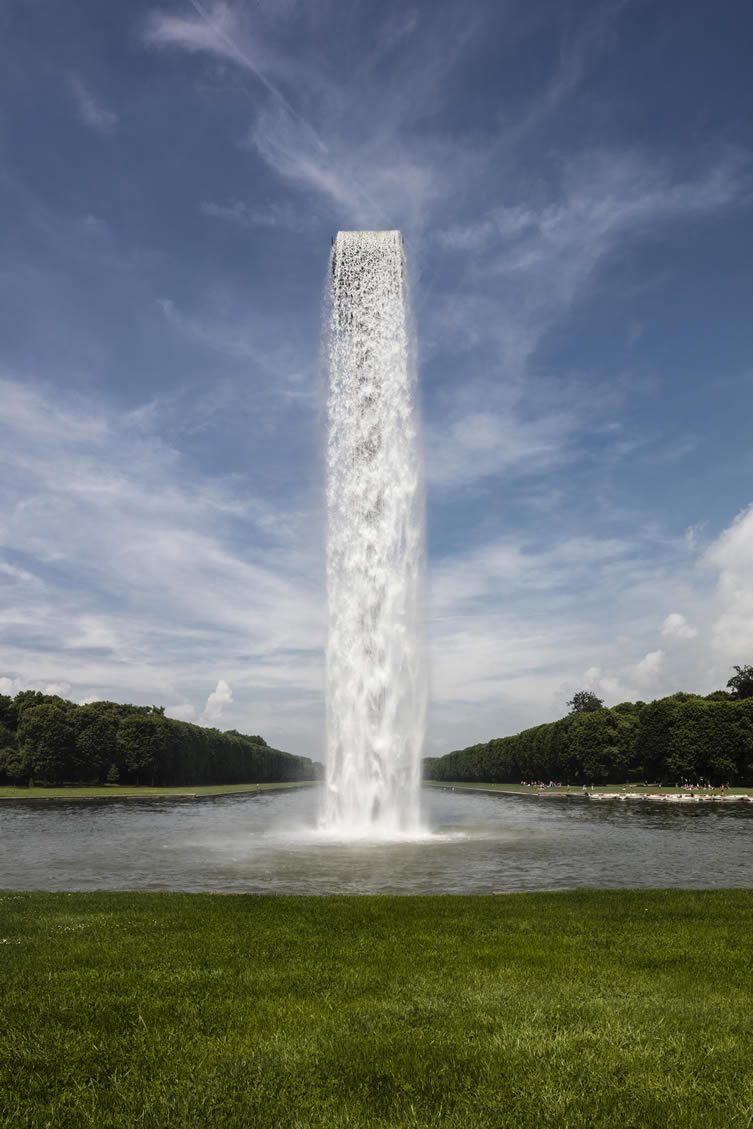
581,665,625,700
705,504,753,666
202,679,233,724
632,650,664,684
661,613,698,640
42,682,71,698
0,676,24,697
165,702,198,722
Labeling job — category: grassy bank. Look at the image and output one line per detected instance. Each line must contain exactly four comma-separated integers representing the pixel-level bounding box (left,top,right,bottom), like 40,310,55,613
0,781,316,801
426,780,753,797
1,891,752,1128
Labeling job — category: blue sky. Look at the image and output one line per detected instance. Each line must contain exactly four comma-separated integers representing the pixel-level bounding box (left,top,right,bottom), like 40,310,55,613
1,0,752,757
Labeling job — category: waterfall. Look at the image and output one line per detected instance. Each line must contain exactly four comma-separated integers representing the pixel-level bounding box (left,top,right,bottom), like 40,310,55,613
322,230,427,836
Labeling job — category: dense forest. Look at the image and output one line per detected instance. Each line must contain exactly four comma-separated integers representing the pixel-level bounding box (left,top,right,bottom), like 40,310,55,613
425,674,753,787
0,691,318,787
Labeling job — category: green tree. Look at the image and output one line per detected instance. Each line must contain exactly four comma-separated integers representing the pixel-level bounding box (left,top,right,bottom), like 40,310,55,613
0,746,29,783
73,703,119,782
567,690,604,714
727,666,753,700
17,702,76,784
116,714,170,784
13,690,52,718
0,693,17,730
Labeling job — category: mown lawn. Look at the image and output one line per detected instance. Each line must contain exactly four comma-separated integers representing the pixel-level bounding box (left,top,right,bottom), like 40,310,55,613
1,890,752,1128
0,781,314,801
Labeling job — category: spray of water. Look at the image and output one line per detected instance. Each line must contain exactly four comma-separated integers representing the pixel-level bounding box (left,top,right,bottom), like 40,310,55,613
322,230,427,837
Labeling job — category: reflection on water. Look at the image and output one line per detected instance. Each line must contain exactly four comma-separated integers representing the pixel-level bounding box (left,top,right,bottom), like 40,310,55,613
1,786,751,893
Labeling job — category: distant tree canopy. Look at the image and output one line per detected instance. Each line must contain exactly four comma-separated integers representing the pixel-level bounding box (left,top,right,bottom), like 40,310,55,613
0,693,318,788
425,668,753,787
567,690,605,714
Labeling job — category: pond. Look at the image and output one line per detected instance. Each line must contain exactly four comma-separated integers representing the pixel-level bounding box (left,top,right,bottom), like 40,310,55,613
1,786,752,893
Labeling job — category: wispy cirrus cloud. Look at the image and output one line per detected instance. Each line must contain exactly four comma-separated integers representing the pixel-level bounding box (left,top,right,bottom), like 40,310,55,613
157,297,314,405
143,0,482,230
437,149,749,371
69,74,118,134
422,147,749,493
200,198,316,232
0,374,324,750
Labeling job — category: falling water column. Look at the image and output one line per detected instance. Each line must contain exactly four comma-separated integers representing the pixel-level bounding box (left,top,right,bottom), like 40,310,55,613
323,230,427,836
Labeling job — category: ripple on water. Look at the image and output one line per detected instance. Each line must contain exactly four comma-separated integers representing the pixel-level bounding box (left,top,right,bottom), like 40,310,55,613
1,785,751,893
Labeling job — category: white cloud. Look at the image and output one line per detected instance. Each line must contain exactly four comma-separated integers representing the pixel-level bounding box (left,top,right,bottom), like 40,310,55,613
0,561,35,583
200,198,315,232
2,365,751,758
158,298,311,394
705,504,753,667
424,148,748,493
661,613,698,640
144,2,248,64
143,2,319,146
70,75,118,135
144,0,480,231
437,150,747,383
165,702,198,722
0,374,324,751
42,682,71,697
80,214,110,236
0,676,24,697
201,679,233,724
685,523,706,551
632,649,664,684
426,405,578,489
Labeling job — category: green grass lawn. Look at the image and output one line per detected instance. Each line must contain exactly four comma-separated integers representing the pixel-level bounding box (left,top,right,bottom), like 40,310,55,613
1,891,752,1128
0,780,315,801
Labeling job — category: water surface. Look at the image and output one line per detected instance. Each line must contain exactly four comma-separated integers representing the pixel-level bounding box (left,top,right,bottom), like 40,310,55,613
1,786,751,893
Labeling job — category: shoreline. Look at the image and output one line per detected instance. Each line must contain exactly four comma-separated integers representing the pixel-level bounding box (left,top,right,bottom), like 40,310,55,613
426,782,753,803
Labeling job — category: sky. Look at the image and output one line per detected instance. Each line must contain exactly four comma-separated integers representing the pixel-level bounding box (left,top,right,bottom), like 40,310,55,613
1,0,752,759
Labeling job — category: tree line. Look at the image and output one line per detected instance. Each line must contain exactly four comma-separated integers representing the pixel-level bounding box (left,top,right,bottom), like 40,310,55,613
0,691,319,787
425,668,753,786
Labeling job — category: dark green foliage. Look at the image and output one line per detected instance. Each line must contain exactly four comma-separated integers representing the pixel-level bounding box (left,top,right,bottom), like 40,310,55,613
116,712,170,785
16,700,76,784
226,729,267,746
566,689,604,713
0,746,27,783
0,692,316,787
727,664,753,699
426,692,753,786
73,702,119,782
0,693,17,729
1,891,752,1129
